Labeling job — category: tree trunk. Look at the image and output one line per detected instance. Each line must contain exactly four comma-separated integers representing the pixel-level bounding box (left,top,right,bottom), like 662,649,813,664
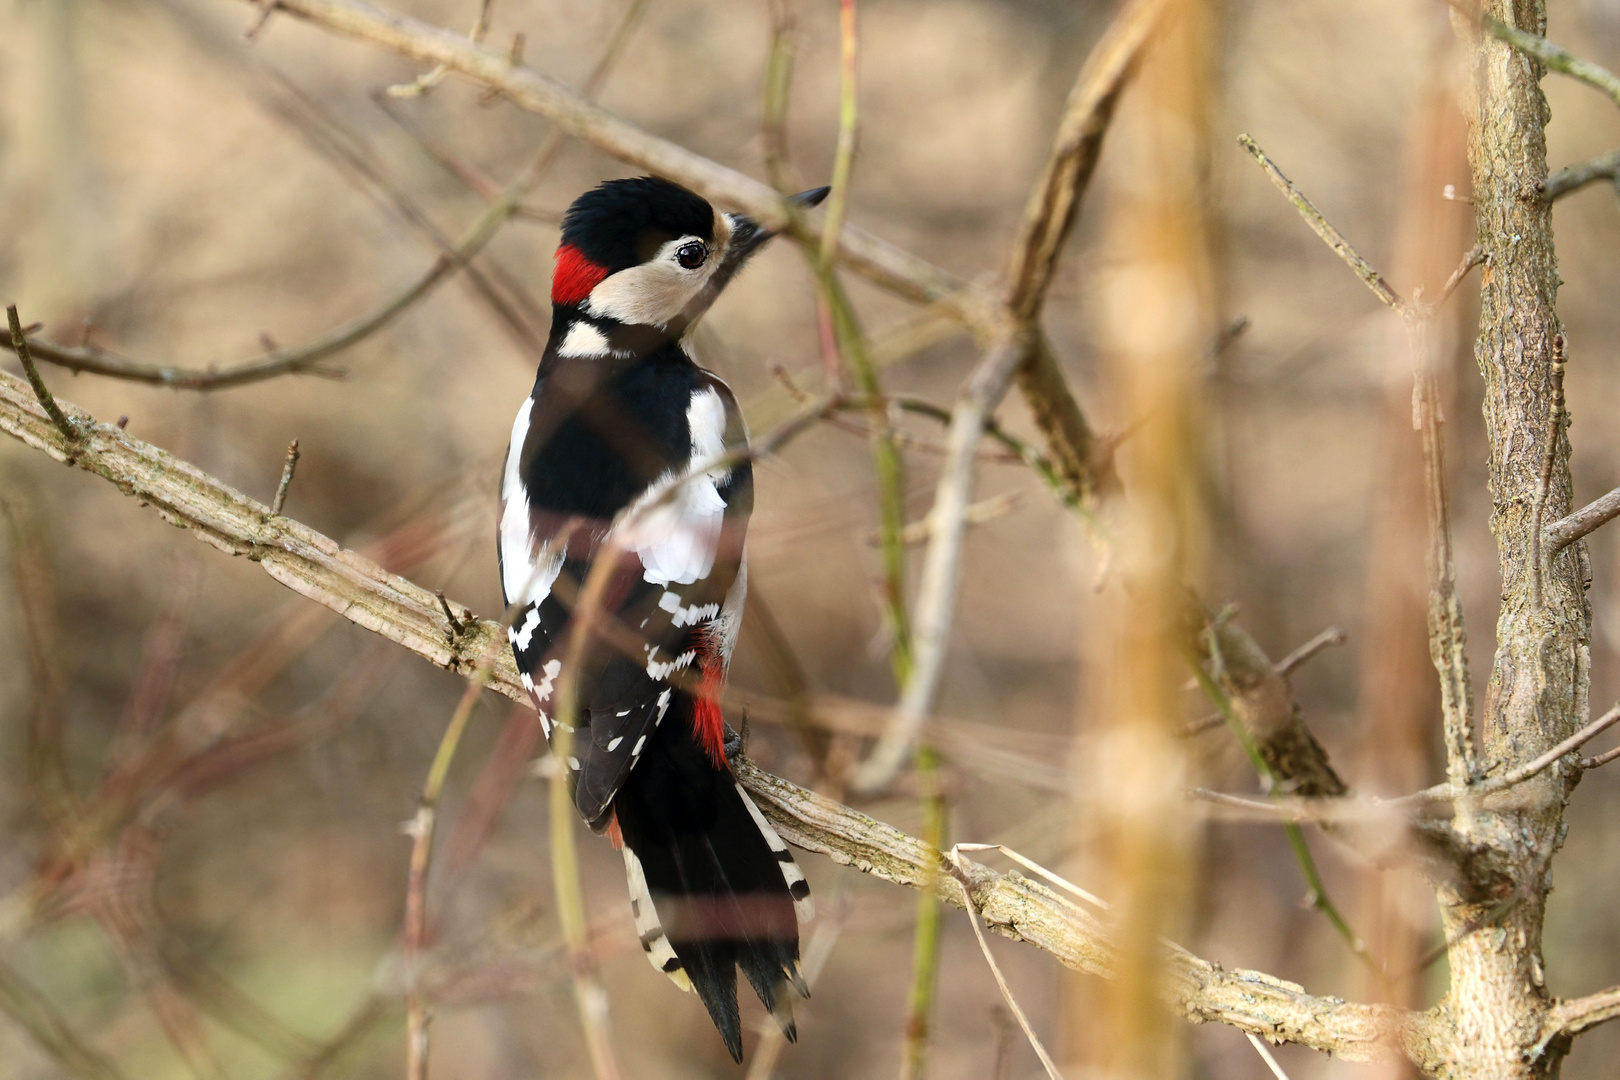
1440,1,1585,1075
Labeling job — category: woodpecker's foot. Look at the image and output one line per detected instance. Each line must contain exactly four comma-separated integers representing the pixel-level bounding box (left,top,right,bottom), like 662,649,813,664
723,722,745,764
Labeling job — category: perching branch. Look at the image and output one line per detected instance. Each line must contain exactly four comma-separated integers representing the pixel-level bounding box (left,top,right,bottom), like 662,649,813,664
0,367,1432,1067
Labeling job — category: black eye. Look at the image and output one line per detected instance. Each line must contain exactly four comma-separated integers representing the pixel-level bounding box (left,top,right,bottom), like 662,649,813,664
676,241,707,270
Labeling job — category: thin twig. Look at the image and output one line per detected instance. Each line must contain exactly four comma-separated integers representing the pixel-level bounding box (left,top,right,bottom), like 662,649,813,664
818,0,858,268
761,0,798,194
1580,743,1620,770
850,332,1026,793
1547,984,1620,1042
1189,647,1383,981
1275,626,1348,676
945,850,1065,1080
1003,0,1167,321
1394,702,1620,806
271,440,301,516
1437,244,1485,304
386,0,493,97
404,591,540,1080
1236,135,1407,313
1544,149,1620,201
8,306,76,444
1544,485,1620,555
1246,1033,1294,1080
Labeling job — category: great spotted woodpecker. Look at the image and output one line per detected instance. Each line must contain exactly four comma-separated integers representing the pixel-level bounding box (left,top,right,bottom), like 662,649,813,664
498,176,829,1061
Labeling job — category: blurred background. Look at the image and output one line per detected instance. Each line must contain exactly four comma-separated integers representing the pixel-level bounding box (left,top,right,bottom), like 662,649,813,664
2,0,1620,1076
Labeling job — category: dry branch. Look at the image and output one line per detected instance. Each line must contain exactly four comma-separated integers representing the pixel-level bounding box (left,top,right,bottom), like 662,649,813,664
1544,485,1620,555
0,368,1424,1066
1544,148,1620,200
237,0,959,306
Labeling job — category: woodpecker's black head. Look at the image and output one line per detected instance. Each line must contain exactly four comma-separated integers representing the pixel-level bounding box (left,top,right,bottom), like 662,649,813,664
551,176,828,337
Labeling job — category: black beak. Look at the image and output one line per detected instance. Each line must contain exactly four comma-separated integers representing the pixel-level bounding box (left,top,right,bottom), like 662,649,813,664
728,186,833,262
787,185,832,210
713,186,835,295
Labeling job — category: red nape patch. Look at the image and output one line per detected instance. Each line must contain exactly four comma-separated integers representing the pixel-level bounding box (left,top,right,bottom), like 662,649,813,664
692,649,728,769
552,244,610,305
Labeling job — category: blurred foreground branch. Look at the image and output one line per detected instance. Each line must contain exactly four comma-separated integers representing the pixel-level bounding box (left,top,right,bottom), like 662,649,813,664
0,369,1429,1067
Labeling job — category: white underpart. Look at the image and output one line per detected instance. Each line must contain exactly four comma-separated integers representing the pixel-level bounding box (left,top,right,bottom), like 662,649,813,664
556,321,613,357
499,400,564,606
623,846,692,991
616,387,732,587
735,784,814,924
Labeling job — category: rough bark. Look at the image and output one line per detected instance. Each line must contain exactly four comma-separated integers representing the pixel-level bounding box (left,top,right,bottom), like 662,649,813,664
1438,1,1585,1075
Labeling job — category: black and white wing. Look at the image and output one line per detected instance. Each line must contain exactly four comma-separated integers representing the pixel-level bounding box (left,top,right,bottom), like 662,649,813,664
498,374,752,827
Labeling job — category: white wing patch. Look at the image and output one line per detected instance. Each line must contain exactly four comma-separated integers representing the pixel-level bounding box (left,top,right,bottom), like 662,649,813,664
614,387,732,587
499,399,565,605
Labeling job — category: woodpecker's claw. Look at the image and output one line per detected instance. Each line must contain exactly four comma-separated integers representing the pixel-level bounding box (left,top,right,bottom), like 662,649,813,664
722,722,745,763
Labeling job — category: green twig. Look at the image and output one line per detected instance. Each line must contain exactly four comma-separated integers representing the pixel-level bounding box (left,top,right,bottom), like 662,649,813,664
819,0,858,268
1186,643,1384,983
899,744,946,1080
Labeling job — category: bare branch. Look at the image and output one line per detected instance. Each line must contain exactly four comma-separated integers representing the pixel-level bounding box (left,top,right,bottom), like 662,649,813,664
1275,625,1348,677
1395,703,1620,806
850,331,1028,793
1474,12,1620,110
240,0,962,307
0,367,1432,1066
1544,149,1620,201
1545,985,1620,1042
1237,135,1407,313
1544,485,1620,555
1003,0,1166,321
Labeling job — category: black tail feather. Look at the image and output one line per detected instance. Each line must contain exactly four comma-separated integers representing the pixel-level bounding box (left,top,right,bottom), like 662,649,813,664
613,693,808,1062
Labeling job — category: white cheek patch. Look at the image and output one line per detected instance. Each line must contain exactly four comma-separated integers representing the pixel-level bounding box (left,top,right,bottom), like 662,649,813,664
583,235,718,328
